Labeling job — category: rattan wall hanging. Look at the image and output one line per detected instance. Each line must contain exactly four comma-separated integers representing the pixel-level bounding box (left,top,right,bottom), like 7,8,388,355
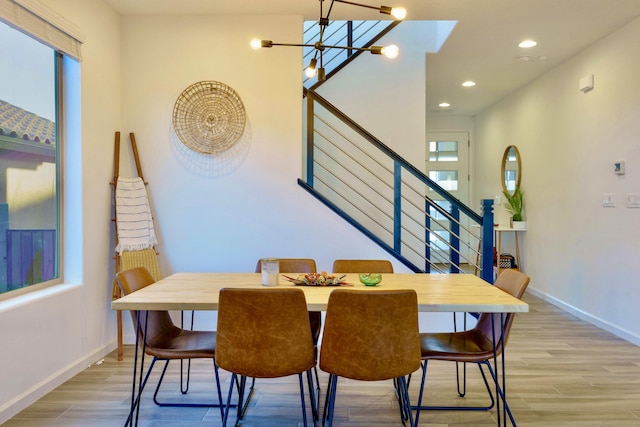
172,81,246,155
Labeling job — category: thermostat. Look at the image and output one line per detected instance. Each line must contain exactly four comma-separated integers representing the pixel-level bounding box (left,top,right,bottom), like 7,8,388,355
614,161,625,175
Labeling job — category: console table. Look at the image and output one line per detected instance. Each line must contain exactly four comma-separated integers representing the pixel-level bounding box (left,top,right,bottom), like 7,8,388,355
495,225,527,274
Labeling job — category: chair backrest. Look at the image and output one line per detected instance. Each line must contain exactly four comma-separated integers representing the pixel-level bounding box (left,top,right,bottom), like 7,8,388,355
320,289,421,381
115,267,178,348
255,258,317,273
216,288,315,378
475,269,530,353
331,259,394,273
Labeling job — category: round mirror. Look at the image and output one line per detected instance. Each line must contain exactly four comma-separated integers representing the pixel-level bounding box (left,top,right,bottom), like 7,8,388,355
501,145,521,195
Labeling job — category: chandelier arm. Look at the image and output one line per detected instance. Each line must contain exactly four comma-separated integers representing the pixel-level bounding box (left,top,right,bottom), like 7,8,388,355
333,0,378,12
321,44,381,53
270,42,317,48
324,0,337,21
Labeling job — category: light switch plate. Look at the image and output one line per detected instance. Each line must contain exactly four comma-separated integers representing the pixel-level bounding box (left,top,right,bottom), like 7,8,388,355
602,193,616,207
627,193,640,208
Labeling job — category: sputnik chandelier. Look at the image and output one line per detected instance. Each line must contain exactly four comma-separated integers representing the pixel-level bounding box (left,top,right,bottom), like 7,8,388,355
251,0,407,81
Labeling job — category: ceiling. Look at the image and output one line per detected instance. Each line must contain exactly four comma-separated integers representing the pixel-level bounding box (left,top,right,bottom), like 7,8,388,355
103,0,640,115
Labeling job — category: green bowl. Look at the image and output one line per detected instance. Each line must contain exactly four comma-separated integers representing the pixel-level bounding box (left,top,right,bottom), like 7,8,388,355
359,273,382,286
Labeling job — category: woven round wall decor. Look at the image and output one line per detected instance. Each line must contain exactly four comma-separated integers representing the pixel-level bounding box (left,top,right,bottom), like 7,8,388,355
172,81,246,155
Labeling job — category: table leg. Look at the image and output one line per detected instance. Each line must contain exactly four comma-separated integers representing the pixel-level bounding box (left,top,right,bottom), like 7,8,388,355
126,311,148,427
117,310,123,361
514,232,521,271
491,312,517,427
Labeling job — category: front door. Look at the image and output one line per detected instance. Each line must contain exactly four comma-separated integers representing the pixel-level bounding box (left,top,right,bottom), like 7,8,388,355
425,131,472,268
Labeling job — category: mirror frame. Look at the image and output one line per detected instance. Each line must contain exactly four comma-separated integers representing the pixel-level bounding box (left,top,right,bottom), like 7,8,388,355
501,145,521,195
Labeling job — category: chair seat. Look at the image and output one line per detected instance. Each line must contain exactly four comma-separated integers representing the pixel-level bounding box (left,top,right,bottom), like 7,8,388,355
146,328,216,360
420,330,495,363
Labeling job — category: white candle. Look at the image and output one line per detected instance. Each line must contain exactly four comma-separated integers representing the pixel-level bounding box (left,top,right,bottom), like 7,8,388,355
261,258,280,286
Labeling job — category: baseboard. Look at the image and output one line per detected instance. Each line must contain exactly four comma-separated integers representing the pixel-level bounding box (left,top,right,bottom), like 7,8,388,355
0,341,118,424
527,287,640,346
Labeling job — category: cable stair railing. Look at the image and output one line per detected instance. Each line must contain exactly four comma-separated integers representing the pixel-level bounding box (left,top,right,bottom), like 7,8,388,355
300,89,495,283
298,17,495,282
303,19,400,89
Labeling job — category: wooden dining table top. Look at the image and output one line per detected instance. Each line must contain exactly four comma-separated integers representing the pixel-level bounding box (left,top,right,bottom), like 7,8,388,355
111,272,529,314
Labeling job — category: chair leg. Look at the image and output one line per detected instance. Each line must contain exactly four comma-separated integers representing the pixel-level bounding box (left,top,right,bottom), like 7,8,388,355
413,360,428,427
222,374,253,427
322,373,333,425
222,373,236,427
213,360,224,421
151,358,225,410
314,365,321,413
180,359,192,394
396,376,415,427
455,361,468,397
414,360,517,426
179,310,196,394
393,377,409,422
306,369,319,422
324,374,340,427
481,361,517,426
124,356,159,426
298,373,309,427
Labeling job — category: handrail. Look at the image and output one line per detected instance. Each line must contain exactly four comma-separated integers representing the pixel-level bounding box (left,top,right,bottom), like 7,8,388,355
305,89,482,224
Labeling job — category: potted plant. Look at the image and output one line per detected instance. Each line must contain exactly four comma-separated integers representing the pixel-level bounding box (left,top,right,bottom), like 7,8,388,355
503,187,526,229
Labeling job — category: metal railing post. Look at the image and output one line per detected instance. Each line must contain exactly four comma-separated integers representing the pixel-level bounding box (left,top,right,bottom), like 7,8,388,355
306,94,315,187
393,161,401,253
481,199,495,283
450,206,460,273
424,199,431,273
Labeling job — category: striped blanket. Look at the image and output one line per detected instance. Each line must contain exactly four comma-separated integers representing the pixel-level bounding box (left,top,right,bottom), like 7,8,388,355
115,177,158,254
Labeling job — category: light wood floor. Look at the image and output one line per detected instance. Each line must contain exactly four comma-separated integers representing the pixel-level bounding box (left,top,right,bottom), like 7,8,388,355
5,292,640,426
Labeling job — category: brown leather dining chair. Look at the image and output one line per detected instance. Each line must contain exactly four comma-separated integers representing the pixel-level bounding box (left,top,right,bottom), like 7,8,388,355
414,268,530,426
115,267,224,425
320,288,421,427
331,259,394,274
255,258,321,344
216,288,318,427
255,258,321,383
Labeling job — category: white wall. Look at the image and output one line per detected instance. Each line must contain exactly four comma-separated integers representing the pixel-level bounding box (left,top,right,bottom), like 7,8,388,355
117,14,409,334
0,0,122,422
475,16,640,345
317,21,430,168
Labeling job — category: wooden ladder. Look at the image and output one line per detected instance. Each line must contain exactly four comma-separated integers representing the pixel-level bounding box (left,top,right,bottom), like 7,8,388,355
111,131,146,361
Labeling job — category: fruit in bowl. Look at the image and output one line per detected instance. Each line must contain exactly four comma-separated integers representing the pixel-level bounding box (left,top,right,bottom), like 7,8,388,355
358,273,382,286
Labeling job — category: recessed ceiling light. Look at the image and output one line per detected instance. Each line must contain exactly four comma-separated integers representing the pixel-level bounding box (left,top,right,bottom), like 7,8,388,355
438,102,451,108
462,81,476,87
518,39,537,48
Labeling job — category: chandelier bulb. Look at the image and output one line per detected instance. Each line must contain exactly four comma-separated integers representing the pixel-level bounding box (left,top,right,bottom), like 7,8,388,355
305,58,318,78
250,38,262,50
390,7,406,20
382,44,399,59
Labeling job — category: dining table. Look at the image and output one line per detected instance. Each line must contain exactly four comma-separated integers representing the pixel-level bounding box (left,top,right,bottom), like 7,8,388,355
112,272,529,426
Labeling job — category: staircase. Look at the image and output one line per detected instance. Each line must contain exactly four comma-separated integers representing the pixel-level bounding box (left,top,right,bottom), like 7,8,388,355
299,20,495,283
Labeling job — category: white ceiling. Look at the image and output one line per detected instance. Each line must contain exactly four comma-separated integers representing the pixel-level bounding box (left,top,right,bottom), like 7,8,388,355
103,0,640,115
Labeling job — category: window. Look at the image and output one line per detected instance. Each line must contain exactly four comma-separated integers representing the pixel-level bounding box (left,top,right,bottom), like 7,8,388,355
428,140,458,162
428,170,458,191
0,21,59,293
